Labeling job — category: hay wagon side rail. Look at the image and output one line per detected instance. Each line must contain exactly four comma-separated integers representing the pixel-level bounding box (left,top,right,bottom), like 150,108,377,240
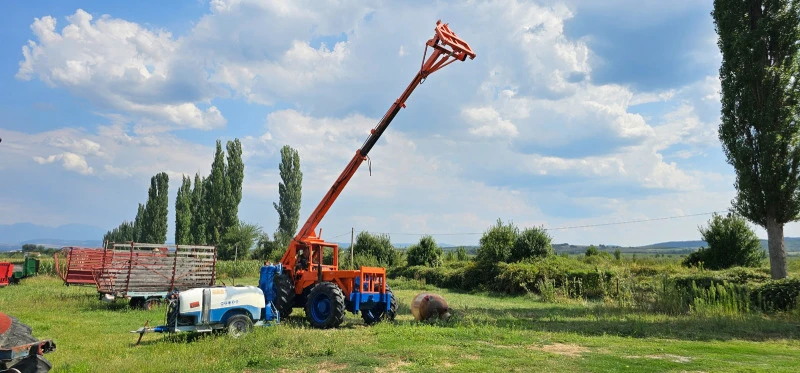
93,242,217,303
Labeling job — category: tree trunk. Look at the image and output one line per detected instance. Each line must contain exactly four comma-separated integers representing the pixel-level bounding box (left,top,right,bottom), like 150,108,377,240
766,216,788,279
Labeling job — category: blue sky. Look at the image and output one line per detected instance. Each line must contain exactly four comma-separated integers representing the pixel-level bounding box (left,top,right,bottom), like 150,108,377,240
2,0,792,247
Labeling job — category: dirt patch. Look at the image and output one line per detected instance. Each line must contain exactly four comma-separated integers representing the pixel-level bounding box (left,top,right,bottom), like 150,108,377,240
316,362,349,372
647,354,692,363
528,343,589,357
375,360,411,372
625,354,692,363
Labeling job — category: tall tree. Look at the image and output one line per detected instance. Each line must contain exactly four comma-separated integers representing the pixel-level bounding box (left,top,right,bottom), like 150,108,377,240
224,139,244,234
191,173,207,244
175,175,193,245
133,203,145,242
142,172,169,243
273,145,303,246
713,0,800,279
205,140,228,245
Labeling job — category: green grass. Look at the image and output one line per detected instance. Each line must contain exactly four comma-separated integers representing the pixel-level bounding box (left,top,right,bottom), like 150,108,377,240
2,275,800,372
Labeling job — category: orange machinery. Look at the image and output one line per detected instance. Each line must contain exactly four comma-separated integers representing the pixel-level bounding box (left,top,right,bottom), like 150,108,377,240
272,20,475,328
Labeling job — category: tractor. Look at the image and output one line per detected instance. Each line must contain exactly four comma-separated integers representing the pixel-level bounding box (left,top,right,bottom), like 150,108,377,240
271,20,476,328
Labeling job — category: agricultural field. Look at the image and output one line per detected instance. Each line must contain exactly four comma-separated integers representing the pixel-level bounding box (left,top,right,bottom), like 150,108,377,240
2,255,800,373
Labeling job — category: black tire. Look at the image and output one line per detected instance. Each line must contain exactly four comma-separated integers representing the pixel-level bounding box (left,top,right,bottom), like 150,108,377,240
273,272,295,318
361,286,398,325
0,315,53,373
129,297,145,309
143,297,161,311
225,314,253,338
304,282,346,329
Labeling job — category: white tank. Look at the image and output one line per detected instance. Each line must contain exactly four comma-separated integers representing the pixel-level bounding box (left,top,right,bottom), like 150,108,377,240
178,286,265,315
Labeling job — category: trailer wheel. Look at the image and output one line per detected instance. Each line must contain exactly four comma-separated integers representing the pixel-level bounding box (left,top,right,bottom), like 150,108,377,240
225,315,253,338
129,297,145,309
143,297,161,311
305,282,346,329
273,272,295,318
361,285,398,325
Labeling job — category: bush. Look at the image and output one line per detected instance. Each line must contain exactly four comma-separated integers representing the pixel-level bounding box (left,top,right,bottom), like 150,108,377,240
456,247,468,261
406,235,443,267
754,278,800,312
510,226,552,262
683,213,765,270
585,245,600,257
476,219,518,263
352,231,399,267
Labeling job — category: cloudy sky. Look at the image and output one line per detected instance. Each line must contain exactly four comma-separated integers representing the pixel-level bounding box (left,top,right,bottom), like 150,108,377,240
2,0,789,247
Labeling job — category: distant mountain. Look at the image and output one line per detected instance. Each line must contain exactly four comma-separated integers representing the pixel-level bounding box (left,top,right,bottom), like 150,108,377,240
642,240,707,249
0,223,105,244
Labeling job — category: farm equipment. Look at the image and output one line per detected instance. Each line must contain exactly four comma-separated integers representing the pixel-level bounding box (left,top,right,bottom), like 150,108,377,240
94,242,217,309
53,247,108,286
132,264,281,341
10,256,40,284
0,264,12,288
271,20,475,328
0,312,55,373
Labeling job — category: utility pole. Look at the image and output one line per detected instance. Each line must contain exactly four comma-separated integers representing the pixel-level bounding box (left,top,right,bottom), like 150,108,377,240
350,227,354,269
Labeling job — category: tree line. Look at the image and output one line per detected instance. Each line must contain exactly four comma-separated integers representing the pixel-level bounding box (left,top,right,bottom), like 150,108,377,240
102,141,304,262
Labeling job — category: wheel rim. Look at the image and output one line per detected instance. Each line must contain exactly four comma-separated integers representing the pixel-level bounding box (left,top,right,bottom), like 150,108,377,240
311,294,332,323
230,320,247,337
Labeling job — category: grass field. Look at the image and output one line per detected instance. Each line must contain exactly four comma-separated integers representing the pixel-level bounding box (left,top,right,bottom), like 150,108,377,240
2,274,800,372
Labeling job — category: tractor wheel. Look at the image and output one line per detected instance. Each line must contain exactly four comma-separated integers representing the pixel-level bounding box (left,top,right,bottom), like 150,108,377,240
361,285,398,325
225,314,253,338
305,282,346,329
0,314,53,373
273,272,295,318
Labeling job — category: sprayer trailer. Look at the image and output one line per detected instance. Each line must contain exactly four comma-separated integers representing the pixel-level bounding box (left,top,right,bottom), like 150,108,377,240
132,264,281,341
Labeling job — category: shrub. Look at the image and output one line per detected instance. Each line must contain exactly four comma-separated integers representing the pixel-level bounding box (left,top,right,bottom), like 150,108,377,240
456,247,468,261
353,231,399,267
406,235,443,267
509,226,552,262
614,249,622,261
585,245,600,257
684,213,765,270
754,278,800,312
476,219,518,263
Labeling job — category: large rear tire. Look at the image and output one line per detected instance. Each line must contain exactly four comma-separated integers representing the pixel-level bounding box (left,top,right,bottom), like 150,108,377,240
305,282,346,329
273,272,295,318
361,285,397,325
0,314,53,373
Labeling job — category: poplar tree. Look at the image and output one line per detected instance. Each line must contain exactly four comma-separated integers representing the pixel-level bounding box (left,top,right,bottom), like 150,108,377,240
713,0,800,279
273,145,303,246
225,139,244,234
191,173,207,245
175,175,193,245
205,141,228,245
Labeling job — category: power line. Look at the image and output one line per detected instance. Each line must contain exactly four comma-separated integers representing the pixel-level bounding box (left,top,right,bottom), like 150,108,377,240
335,210,728,237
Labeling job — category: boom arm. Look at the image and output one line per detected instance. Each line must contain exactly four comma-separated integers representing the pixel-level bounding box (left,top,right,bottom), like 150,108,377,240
294,20,475,242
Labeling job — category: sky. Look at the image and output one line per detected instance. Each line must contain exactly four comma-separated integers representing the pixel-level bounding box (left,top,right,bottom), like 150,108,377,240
1,0,793,247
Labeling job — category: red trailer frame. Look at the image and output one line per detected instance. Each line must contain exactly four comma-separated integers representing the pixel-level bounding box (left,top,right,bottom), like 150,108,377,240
0,263,13,287
53,247,109,286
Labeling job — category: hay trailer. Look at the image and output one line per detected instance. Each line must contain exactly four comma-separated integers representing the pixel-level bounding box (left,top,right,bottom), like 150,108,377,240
11,256,40,285
94,242,217,309
53,247,109,286
0,263,12,288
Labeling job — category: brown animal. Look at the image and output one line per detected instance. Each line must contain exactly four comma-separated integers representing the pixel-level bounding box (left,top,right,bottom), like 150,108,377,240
410,293,451,322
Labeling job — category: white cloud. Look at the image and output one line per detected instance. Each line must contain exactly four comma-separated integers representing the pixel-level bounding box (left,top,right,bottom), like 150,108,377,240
33,152,94,175
16,9,225,132
463,106,519,138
